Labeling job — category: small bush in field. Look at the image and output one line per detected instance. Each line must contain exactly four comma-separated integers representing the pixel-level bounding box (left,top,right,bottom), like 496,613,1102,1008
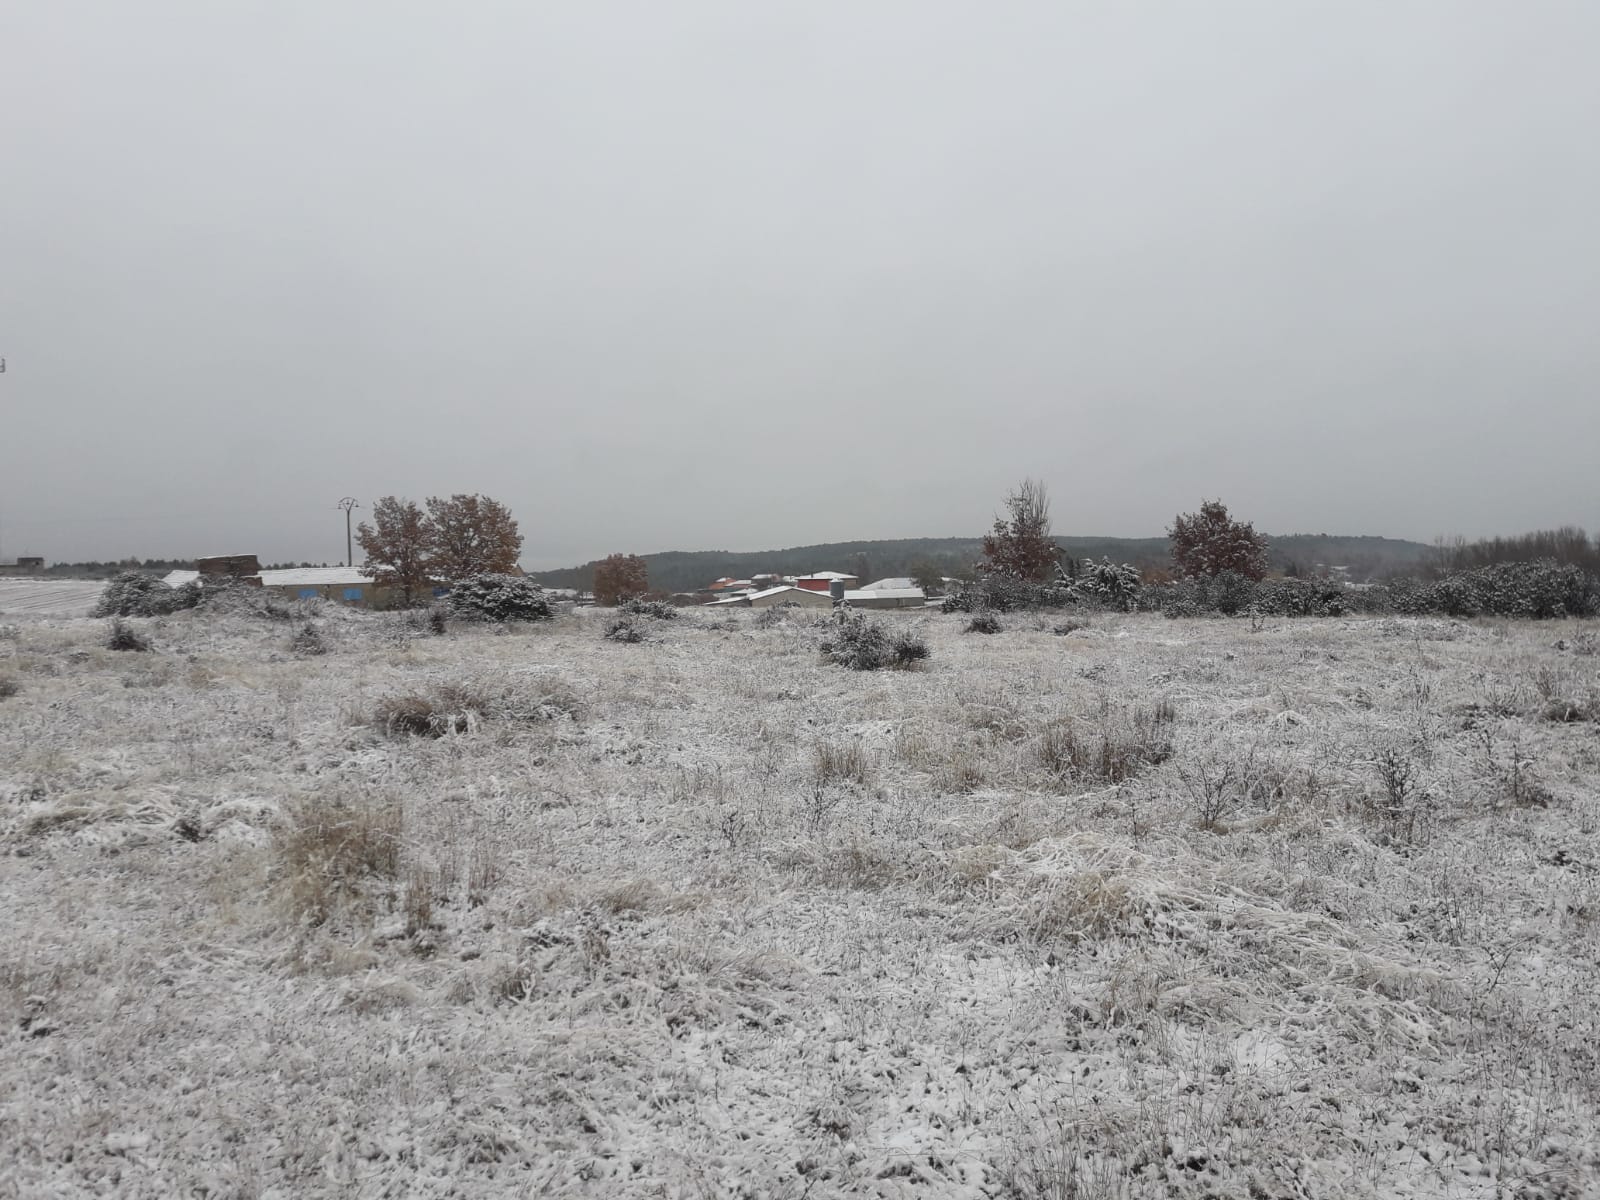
965,612,1002,635
106,619,151,652
604,617,646,643
447,574,552,623
428,606,448,635
289,622,328,656
0,675,20,699
621,597,678,620
820,612,929,671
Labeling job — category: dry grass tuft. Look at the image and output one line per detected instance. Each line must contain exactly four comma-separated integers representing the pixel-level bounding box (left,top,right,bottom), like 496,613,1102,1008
368,678,583,738
1036,704,1175,786
374,691,476,737
274,795,404,926
812,739,873,786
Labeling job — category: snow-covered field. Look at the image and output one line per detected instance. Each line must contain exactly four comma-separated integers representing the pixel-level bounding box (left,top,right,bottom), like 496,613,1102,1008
2,602,1599,1198
0,579,104,618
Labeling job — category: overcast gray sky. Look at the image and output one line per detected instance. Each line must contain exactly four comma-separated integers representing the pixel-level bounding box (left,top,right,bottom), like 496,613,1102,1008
2,1,1597,568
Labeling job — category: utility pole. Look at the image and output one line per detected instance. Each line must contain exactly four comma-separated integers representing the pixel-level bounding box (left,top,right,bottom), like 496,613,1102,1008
338,498,360,568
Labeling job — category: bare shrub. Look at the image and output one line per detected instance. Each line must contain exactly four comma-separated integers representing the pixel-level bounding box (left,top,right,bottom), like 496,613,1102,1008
0,675,19,700
812,739,872,786
106,619,151,652
965,612,1003,635
1175,742,1272,830
275,796,404,926
1364,742,1434,845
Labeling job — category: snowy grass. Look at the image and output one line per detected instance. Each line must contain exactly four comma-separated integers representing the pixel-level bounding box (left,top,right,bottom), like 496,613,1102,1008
2,604,1599,1196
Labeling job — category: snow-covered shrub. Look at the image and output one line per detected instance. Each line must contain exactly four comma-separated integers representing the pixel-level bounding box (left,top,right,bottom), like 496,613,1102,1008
289,621,327,657
1251,578,1348,617
1208,570,1255,616
447,574,552,623
1067,557,1143,612
621,597,678,620
106,619,151,652
604,617,646,643
965,613,1002,634
820,612,929,670
1475,560,1600,618
1372,562,1599,620
941,574,1072,614
92,571,200,618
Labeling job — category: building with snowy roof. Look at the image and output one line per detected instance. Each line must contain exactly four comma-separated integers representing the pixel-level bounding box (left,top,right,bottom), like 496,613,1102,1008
794,571,859,592
163,564,445,608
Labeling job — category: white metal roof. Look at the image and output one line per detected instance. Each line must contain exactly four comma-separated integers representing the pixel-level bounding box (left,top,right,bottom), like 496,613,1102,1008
861,577,916,591
843,588,924,600
797,570,857,580
259,567,374,587
704,589,758,606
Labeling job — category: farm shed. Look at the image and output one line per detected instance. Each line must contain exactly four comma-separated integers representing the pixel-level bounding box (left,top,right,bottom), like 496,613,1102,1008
704,585,832,609
795,571,858,593
842,588,927,610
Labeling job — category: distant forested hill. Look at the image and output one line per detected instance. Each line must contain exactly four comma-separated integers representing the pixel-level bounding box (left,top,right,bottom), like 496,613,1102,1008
533,533,1433,594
